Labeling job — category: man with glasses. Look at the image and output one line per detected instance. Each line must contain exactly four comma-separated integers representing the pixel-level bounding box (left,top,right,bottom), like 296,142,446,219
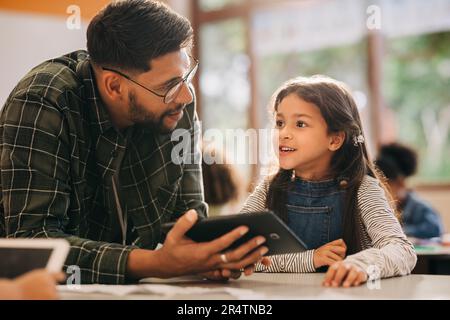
0,0,269,285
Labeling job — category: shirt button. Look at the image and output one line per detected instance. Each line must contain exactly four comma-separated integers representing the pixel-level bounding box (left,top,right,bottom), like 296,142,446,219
339,179,348,189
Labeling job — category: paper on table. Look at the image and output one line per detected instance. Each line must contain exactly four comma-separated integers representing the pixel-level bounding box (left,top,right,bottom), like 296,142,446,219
58,284,267,299
139,275,208,284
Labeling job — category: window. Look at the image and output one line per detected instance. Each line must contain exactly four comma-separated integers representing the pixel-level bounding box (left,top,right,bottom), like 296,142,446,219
199,0,245,11
199,18,249,133
198,18,254,182
383,32,450,183
193,0,450,187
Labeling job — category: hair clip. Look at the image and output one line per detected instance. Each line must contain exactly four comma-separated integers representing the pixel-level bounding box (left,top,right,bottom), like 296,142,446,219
353,134,365,146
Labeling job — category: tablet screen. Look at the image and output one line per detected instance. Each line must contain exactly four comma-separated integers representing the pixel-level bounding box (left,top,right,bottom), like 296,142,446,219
0,248,53,278
161,211,308,256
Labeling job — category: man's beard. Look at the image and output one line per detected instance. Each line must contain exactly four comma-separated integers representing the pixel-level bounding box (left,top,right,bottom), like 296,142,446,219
128,92,184,134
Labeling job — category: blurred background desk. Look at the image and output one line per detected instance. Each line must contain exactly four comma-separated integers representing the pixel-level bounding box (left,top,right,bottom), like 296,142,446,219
413,245,450,275
59,273,450,300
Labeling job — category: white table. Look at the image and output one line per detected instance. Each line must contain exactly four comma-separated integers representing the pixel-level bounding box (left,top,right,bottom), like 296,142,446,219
59,273,450,300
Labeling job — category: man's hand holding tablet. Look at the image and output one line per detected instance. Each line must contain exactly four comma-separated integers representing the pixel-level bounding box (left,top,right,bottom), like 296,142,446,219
128,210,271,282
161,211,308,256
157,211,309,281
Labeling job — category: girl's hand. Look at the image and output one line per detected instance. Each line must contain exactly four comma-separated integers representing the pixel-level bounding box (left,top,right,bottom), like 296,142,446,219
201,269,242,281
322,261,368,288
14,269,65,300
313,239,347,269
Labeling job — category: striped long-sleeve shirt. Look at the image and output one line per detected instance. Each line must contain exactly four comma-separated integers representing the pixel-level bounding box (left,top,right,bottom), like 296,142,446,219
240,175,417,279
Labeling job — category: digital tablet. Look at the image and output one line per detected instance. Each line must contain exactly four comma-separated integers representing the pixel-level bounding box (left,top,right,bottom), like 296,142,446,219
161,211,308,256
0,239,70,279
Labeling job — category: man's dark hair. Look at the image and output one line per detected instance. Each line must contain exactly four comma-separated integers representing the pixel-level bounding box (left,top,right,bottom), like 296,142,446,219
375,143,418,180
87,0,193,72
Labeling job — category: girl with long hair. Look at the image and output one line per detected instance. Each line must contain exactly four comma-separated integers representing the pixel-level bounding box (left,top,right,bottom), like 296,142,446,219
241,75,417,287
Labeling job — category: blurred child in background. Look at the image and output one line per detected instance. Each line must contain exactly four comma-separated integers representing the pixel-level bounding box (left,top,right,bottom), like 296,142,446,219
202,146,244,216
376,143,444,239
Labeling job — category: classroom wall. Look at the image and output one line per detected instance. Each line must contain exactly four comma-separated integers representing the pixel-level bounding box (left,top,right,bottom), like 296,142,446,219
0,0,177,106
0,0,112,106
0,11,86,106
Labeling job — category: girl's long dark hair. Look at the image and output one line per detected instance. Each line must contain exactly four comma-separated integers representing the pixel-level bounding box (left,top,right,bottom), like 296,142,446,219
266,76,394,255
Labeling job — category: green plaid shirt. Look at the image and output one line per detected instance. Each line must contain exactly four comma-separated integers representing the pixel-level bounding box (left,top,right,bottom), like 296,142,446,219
0,50,207,284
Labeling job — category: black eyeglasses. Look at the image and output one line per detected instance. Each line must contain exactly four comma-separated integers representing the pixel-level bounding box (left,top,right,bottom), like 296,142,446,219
102,56,199,104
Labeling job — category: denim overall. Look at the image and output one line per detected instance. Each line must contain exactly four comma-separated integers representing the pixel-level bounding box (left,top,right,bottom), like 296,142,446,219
287,177,346,251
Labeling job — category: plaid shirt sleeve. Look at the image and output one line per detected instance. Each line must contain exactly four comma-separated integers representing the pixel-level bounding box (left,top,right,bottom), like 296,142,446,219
0,91,136,284
173,108,208,219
